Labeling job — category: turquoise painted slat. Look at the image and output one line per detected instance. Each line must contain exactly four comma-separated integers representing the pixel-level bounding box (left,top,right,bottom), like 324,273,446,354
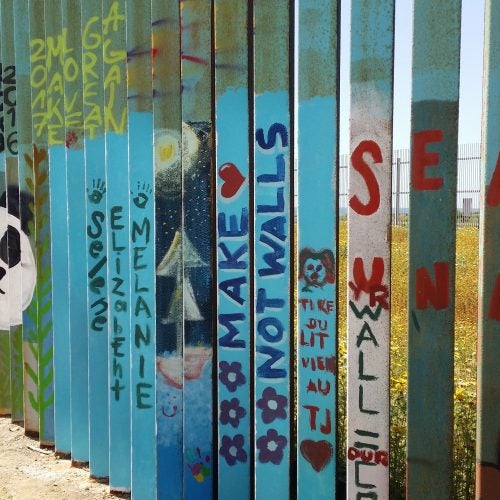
214,1,251,497
61,0,89,462
42,0,69,452
296,1,339,497
0,1,12,419
253,1,291,497
477,0,500,495
179,2,214,498
0,0,24,425
29,0,55,446
14,0,39,436
347,2,394,498
102,0,131,491
407,1,461,497
41,0,71,455
125,1,156,497
152,2,184,498
82,0,109,479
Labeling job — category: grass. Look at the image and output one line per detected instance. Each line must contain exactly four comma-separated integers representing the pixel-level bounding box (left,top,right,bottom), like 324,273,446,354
336,221,478,499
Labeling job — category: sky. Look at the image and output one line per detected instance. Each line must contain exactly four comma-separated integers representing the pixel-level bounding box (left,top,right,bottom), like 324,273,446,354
339,0,486,154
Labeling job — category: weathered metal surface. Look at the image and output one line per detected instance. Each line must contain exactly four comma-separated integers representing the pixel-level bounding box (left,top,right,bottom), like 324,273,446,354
296,0,339,498
179,2,214,497
60,0,89,461
153,1,184,498
476,1,500,497
28,0,55,447
13,0,39,437
253,1,291,497
101,0,130,491
347,2,394,498
125,1,156,497
0,0,22,423
214,1,251,497
82,0,109,479
407,1,461,497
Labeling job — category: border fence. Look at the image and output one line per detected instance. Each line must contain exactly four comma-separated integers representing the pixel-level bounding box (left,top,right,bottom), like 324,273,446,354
0,1,498,500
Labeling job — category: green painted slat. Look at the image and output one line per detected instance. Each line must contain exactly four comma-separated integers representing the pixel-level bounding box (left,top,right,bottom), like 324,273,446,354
29,0,55,447
153,2,184,498
476,0,500,495
14,0,39,436
0,0,23,425
407,1,462,498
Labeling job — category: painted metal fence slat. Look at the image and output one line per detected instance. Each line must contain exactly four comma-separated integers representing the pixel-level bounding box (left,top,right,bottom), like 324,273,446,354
83,0,109,479
0,0,23,425
29,0,56,448
0,2,11,419
125,1,156,497
347,2,395,498
61,0,89,462
407,1,462,497
179,2,214,497
101,0,131,491
42,0,72,455
296,1,339,498
152,1,184,498
14,0,39,437
253,1,292,497
214,1,251,497
476,0,500,495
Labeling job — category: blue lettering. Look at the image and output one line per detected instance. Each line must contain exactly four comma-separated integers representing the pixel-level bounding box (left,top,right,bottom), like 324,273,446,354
218,208,248,237
255,122,288,150
258,317,284,343
219,313,246,348
218,242,248,270
258,234,285,276
219,276,246,305
257,345,286,378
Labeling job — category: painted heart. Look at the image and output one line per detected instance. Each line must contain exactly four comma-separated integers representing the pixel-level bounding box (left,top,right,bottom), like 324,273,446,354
219,162,245,198
300,439,333,472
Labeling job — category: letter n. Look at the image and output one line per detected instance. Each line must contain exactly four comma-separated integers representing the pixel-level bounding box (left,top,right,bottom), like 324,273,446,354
415,262,449,310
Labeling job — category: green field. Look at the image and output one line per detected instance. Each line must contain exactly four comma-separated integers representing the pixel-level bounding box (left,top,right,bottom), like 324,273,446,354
337,222,478,498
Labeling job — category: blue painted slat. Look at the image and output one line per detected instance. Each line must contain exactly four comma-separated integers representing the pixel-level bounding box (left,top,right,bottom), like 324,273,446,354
43,0,69,453
253,1,291,497
102,0,131,491
214,1,251,497
82,0,109,479
296,1,339,498
61,0,89,462
125,1,156,497
152,2,184,498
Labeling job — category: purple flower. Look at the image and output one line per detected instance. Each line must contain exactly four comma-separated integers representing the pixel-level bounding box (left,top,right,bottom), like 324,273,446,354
257,387,287,424
220,434,247,466
256,428,287,465
220,398,246,428
219,361,246,392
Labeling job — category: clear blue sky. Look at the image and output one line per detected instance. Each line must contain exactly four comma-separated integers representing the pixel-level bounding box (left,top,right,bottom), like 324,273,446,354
339,0,485,154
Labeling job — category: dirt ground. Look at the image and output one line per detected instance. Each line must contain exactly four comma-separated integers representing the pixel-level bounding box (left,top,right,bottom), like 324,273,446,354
0,416,119,500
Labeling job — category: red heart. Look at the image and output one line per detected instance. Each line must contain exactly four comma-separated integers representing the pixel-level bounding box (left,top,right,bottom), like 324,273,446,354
300,439,333,472
219,162,245,198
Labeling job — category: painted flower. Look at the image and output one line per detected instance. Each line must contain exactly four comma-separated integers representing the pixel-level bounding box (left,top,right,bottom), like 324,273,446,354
219,434,247,466
256,387,287,424
219,361,246,392
257,428,287,465
220,398,246,428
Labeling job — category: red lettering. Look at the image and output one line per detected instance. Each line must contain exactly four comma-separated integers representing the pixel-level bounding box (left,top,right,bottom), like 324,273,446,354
349,140,382,215
412,129,443,190
375,450,389,466
416,262,449,310
304,404,319,430
348,447,360,461
486,152,500,206
349,257,389,309
488,274,500,320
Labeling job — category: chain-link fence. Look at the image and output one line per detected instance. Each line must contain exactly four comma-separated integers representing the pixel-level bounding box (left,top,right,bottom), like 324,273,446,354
337,143,481,227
